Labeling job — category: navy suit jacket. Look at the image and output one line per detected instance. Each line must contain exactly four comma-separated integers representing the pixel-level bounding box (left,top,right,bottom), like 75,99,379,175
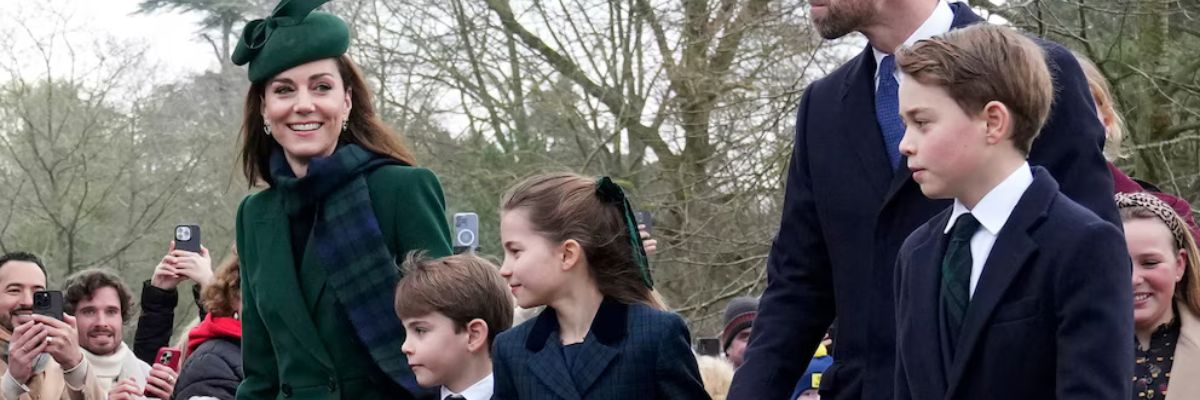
492,298,710,400
728,4,1120,400
894,168,1132,400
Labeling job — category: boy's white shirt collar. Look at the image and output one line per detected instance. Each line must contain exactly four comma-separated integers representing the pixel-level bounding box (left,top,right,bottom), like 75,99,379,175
873,0,955,82
944,161,1033,236
440,373,494,400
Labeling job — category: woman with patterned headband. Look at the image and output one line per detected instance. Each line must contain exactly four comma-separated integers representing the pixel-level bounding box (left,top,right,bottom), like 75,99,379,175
1117,192,1200,400
230,0,452,399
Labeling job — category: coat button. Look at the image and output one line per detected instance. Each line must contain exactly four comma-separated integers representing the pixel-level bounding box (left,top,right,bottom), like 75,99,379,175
327,378,337,392
280,383,293,397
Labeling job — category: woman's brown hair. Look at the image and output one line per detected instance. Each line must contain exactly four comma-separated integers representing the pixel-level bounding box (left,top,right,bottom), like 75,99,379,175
239,55,416,186
201,246,241,318
501,172,663,310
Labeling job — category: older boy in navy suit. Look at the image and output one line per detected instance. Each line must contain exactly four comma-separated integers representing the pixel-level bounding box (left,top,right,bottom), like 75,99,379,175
731,2,1120,398
892,25,1132,400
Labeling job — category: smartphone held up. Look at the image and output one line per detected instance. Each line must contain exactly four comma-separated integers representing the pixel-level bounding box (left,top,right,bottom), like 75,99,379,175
174,224,202,253
33,290,64,321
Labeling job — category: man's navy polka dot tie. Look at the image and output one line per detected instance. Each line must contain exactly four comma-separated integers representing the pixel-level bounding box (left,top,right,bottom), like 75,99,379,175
875,55,905,169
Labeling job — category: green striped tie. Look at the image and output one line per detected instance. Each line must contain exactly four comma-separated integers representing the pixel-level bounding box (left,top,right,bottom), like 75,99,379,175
942,213,980,347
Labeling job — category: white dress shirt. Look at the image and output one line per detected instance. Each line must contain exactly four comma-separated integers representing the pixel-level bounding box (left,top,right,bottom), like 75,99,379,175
943,162,1034,298
872,0,955,89
440,373,494,400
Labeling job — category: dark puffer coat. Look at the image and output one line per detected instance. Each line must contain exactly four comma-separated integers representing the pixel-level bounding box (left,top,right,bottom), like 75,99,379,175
172,338,243,400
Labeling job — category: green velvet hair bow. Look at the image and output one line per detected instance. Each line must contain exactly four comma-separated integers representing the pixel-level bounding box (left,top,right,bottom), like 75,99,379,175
595,176,653,288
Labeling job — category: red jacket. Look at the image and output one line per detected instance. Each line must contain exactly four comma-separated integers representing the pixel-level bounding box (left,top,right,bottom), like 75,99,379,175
188,314,242,355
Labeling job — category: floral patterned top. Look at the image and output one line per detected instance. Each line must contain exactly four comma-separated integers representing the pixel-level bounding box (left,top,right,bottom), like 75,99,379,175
1134,307,1181,400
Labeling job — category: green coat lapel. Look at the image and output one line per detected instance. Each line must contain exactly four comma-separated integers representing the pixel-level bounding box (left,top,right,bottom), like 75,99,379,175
250,192,335,369
298,240,328,314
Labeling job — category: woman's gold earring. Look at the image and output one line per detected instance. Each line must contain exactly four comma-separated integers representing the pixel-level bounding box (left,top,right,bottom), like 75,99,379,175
342,120,348,133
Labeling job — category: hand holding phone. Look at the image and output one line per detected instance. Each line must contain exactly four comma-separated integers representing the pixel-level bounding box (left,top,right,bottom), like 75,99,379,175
154,347,183,372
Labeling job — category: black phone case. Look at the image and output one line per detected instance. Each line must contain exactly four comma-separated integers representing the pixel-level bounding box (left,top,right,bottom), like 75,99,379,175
175,224,201,253
635,211,653,233
33,291,64,321
695,337,721,357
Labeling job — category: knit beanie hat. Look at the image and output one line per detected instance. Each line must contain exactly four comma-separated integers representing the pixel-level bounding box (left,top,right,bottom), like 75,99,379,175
721,296,759,351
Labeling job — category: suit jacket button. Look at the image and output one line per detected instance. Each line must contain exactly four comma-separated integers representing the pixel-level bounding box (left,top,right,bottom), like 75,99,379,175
280,383,293,397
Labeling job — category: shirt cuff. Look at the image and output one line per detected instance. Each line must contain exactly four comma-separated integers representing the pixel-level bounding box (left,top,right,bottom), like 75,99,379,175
2,371,30,400
62,357,88,390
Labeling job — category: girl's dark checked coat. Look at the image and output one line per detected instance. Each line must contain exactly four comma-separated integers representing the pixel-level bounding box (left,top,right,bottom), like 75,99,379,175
493,298,711,400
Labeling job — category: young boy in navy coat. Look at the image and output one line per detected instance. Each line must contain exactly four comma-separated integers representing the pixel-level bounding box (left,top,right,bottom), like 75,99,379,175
892,24,1132,400
395,253,514,400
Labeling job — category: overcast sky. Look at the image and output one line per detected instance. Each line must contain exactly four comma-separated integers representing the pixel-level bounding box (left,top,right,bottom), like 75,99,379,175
3,0,217,80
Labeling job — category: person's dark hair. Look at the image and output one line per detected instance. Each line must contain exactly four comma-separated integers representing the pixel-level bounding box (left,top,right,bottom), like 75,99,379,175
0,252,47,277
63,268,136,323
500,172,663,309
239,54,416,186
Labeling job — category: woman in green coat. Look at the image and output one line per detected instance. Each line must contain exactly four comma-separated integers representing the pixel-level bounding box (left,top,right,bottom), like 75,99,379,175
230,1,452,399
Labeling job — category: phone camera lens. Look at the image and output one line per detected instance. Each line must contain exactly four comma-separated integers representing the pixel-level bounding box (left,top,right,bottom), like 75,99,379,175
176,226,192,241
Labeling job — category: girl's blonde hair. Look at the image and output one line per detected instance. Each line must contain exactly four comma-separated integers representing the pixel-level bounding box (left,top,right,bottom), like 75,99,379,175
501,172,663,310
176,316,202,365
696,355,734,400
1074,52,1127,161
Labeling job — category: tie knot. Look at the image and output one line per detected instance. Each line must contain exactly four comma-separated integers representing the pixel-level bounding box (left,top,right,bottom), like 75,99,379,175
950,213,980,241
444,395,466,400
879,54,896,76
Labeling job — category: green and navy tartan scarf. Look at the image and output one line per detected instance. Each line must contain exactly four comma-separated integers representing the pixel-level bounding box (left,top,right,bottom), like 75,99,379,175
268,143,421,393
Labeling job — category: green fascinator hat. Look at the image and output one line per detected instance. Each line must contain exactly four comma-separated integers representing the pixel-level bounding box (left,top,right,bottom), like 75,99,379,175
231,0,350,83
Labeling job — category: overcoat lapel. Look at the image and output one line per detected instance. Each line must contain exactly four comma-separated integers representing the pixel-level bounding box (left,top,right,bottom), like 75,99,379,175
526,314,581,400
839,48,892,201
251,194,334,369
907,216,951,399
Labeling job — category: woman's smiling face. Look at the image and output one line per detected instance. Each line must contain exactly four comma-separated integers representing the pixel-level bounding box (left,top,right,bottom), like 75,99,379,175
262,58,351,166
